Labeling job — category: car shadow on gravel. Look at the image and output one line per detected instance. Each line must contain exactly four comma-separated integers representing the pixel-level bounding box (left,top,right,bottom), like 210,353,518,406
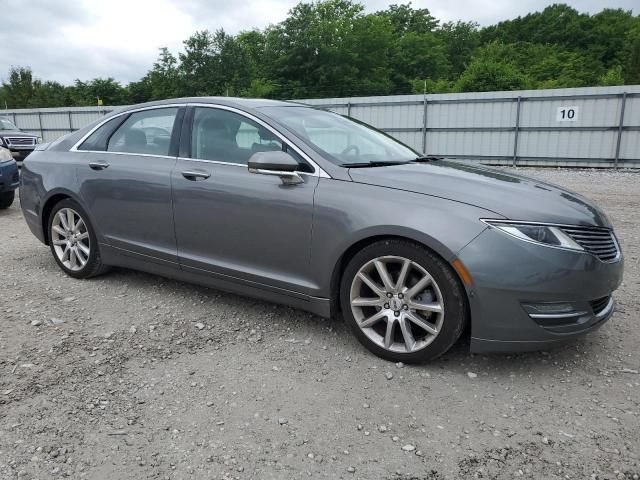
95,265,600,378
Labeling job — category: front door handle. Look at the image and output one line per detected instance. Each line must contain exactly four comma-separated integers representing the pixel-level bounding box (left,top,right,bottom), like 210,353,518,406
89,160,110,170
181,169,211,181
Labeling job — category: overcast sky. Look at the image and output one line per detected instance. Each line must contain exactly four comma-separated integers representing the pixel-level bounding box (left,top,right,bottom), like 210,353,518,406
1,0,637,85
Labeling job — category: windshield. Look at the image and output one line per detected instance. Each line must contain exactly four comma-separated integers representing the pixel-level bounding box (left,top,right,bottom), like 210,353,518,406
0,118,18,130
260,106,418,166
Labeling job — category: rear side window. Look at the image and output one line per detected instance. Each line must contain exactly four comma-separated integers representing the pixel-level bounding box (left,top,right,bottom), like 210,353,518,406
77,116,125,151
107,108,178,156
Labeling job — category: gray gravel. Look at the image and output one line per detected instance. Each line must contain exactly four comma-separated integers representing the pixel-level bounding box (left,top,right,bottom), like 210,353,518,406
1,167,639,479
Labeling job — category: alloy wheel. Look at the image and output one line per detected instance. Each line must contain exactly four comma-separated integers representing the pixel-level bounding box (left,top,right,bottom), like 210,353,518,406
51,208,91,272
349,255,445,353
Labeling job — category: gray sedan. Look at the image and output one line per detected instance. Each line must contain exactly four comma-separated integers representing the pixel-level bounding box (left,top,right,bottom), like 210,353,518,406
20,98,623,362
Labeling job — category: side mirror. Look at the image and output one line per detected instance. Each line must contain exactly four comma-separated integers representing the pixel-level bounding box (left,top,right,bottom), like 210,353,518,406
248,151,304,185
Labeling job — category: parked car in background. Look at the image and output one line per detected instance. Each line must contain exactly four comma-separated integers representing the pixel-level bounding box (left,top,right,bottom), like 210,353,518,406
19,98,624,363
0,146,19,208
0,117,40,165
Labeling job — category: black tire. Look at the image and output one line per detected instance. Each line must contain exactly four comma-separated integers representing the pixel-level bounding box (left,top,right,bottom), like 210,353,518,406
0,190,15,209
340,239,468,363
47,198,109,279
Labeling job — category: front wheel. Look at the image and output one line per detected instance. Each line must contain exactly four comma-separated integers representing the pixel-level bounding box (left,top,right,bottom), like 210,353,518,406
0,190,15,209
48,199,109,279
340,239,468,363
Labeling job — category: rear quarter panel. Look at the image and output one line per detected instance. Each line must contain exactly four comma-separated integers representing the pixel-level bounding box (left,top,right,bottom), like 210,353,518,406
20,150,102,244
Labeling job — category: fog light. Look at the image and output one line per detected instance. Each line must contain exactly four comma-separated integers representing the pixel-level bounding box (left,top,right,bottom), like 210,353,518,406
522,303,576,315
522,302,589,327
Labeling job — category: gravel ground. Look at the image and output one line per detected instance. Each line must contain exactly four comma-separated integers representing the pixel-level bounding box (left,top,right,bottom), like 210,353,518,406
0,167,639,480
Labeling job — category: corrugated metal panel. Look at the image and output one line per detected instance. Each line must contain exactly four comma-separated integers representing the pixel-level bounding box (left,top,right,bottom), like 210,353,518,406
429,131,514,157
624,96,640,126
3,86,639,167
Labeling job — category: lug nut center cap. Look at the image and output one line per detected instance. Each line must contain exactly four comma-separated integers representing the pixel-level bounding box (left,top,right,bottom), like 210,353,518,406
390,297,403,311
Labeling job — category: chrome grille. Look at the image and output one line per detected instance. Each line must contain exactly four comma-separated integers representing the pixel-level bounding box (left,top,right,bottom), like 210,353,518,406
6,137,36,146
561,226,620,262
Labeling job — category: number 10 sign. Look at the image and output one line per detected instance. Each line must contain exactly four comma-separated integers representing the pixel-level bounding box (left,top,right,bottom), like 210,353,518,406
556,106,579,122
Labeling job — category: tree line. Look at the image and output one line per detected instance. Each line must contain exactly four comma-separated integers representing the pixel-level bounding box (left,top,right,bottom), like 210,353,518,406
1,1,639,108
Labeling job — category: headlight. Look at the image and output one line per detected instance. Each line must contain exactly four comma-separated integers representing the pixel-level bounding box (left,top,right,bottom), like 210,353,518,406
36,137,42,144
482,220,584,251
0,137,4,146
0,147,12,161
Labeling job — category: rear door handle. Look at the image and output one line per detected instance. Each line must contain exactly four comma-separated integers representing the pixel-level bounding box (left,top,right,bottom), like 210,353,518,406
181,169,211,181
89,160,110,170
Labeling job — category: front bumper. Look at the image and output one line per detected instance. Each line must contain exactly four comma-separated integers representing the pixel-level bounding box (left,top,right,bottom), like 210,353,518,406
0,159,20,193
458,226,623,353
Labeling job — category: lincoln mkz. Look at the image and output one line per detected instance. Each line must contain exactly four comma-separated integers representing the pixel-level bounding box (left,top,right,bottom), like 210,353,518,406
20,98,623,362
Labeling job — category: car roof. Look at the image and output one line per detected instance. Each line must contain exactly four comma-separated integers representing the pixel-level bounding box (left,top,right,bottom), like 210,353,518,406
119,97,306,113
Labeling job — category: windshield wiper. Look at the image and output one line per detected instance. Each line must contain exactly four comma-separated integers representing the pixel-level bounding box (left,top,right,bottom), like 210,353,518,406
411,155,442,163
342,161,410,168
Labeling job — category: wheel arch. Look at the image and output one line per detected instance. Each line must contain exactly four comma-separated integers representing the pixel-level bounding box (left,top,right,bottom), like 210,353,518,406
40,189,95,245
329,230,470,320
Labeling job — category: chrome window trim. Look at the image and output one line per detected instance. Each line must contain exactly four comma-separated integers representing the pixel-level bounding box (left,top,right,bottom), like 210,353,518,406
68,102,331,178
176,156,317,177
69,150,177,160
69,104,186,153
188,103,330,178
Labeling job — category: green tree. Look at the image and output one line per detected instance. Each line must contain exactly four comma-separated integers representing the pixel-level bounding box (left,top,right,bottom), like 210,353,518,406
147,47,180,99
376,3,438,34
179,30,218,95
2,67,37,108
437,21,480,78
455,43,530,92
599,65,625,86
243,78,276,98
267,0,366,98
624,25,640,84
480,4,590,49
2,1,639,108
71,78,129,106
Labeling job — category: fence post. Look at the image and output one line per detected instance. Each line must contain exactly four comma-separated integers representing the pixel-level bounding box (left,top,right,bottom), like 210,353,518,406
421,94,428,154
12,112,17,126
614,92,627,170
346,100,352,117
512,96,522,167
37,111,43,140
68,110,73,133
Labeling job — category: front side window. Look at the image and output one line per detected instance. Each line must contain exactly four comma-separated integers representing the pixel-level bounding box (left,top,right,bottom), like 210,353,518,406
107,108,178,156
260,106,418,166
191,107,282,165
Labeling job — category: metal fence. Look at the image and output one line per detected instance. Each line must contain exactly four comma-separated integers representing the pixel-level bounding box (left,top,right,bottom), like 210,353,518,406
1,105,118,144
3,85,640,168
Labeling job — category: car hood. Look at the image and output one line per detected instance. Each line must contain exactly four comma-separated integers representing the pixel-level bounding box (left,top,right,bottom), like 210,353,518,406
347,160,611,228
0,130,35,137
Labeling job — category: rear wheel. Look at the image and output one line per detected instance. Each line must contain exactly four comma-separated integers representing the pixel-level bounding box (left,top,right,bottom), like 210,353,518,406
340,239,467,363
0,190,15,209
48,199,109,279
